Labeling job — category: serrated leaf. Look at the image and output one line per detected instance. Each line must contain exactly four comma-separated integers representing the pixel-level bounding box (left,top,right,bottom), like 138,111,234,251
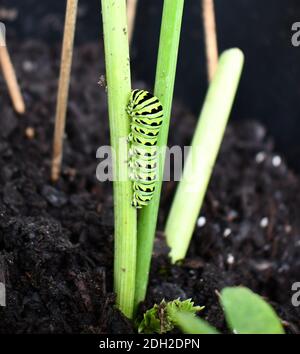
138,298,204,334
221,287,285,334
166,298,204,318
174,311,220,334
138,304,162,334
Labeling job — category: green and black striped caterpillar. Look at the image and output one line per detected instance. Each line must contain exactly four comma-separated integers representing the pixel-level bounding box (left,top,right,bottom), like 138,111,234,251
127,89,163,208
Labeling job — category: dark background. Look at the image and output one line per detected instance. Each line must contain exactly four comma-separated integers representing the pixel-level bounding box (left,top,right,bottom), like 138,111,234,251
1,0,300,171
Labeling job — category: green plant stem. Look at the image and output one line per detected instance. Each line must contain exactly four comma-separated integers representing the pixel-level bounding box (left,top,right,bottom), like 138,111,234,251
101,0,136,319
165,48,244,262
135,0,185,309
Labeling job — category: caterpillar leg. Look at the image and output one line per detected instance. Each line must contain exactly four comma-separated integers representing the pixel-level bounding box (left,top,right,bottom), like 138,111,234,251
128,148,134,157
125,148,134,165
131,198,143,209
127,132,133,143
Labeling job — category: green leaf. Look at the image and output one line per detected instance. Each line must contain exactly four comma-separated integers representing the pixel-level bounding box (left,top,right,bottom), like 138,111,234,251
166,298,204,318
138,298,204,334
174,311,220,334
138,305,162,334
221,287,285,334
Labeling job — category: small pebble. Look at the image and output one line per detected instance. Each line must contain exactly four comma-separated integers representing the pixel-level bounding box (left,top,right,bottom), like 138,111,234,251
260,217,269,228
223,228,232,238
272,155,282,167
253,261,273,271
285,225,292,234
226,210,238,222
227,254,235,265
25,127,35,139
255,152,266,164
22,60,35,72
197,216,206,228
42,185,67,208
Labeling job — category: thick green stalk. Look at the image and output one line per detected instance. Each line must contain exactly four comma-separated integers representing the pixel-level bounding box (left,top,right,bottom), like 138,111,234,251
135,0,185,309
165,48,244,262
101,0,136,318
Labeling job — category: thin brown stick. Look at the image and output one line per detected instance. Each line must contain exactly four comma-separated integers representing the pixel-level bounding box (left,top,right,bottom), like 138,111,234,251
51,0,78,182
202,0,219,82
127,0,138,44
0,43,25,114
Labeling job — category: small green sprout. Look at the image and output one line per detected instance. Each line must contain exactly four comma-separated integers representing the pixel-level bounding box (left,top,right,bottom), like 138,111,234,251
174,287,285,335
138,298,204,334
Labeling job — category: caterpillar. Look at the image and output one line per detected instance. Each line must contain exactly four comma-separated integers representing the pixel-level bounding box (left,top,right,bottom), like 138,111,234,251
127,89,163,209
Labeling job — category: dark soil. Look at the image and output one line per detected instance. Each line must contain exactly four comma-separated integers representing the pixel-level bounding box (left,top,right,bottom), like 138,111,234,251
0,40,299,334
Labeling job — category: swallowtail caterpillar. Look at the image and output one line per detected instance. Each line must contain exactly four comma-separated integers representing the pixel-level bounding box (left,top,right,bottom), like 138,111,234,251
127,89,164,208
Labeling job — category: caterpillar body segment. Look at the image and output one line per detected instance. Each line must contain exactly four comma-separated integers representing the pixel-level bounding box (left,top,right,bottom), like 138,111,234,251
127,89,163,209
